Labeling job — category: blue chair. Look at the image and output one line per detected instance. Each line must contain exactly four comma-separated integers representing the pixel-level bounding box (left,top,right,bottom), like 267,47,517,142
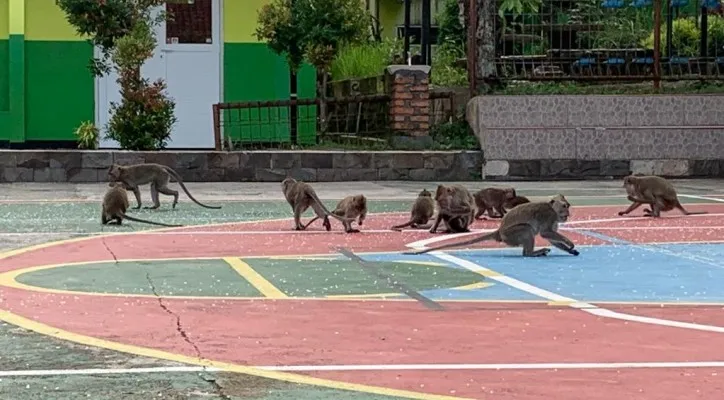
701,0,718,8
632,0,652,7
602,0,625,7
671,0,688,6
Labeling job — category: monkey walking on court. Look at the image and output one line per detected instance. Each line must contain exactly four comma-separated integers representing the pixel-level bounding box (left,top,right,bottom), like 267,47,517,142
429,184,477,234
618,174,707,218
407,194,580,257
107,163,222,210
101,182,183,227
473,187,517,219
281,177,357,232
391,188,436,231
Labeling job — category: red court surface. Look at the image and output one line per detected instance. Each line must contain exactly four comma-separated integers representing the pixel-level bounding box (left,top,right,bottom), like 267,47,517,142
2,204,724,399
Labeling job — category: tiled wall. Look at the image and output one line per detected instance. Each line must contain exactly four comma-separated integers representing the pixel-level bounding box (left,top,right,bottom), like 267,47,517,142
468,95,724,161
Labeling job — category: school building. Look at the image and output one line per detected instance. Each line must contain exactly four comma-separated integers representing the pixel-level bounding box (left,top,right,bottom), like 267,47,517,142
0,0,442,149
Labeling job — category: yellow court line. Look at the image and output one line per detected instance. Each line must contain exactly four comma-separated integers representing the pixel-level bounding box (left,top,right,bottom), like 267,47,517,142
0,310,469,400
223,257,288,299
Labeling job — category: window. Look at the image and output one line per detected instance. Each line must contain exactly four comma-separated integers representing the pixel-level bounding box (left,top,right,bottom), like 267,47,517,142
165,0,212,44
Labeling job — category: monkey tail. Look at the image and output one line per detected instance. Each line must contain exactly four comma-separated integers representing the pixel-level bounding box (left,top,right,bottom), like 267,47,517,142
307,190,356,223
163,167,222,209
302,216,321,229
686,211,708,215
406,231,500,255
390,220,415,231
120,213,184,227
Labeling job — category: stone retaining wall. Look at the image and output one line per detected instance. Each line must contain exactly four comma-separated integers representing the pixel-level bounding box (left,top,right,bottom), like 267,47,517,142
467,94,724,179
0,150,484,183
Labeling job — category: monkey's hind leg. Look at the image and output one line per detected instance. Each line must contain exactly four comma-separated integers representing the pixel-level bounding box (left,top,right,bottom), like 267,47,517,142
540,230,580,256
144,183,162,210
157,184,180,209
501,225,550,257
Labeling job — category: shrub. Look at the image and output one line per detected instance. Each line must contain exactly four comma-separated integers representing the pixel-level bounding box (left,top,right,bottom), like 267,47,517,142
330,38,403,81
641,18,699,56
431,43,468,87
57,0,175,150
74,120,99,149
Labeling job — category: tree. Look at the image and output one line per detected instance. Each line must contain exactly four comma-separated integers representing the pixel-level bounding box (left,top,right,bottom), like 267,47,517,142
56,0,177,150
256,0,370,134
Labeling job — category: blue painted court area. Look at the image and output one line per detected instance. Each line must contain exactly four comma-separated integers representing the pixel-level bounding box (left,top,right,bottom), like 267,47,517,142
361,243,724,304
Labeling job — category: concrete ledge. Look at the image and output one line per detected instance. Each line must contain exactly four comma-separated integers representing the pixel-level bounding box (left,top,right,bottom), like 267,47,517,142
0,150,484,183
482,159,724,180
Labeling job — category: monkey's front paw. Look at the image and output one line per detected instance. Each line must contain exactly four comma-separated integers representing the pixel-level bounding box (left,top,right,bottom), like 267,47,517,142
617,211,626,216
569,249,580,256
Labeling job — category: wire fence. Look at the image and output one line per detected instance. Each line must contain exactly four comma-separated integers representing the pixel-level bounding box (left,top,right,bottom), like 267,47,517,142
469,0,724,84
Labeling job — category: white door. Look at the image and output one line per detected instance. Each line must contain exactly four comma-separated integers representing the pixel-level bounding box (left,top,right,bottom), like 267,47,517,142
96,0,221,149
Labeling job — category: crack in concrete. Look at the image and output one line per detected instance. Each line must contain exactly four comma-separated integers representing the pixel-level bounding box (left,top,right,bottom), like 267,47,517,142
144,273,231,400
100,238,119,264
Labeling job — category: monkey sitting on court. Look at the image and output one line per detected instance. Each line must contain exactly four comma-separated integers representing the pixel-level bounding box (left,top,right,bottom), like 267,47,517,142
102,182,183,227
429,184,476,234
391,188,436,231
407,194,579,257
618,174,707,218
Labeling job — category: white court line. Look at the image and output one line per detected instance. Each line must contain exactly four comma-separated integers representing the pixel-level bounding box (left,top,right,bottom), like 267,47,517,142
406,218,724,333
3,361,724,377
680,194,724,203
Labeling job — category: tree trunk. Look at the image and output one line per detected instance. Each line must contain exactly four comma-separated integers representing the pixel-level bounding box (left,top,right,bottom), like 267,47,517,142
318,69,329,135
476,0,496,81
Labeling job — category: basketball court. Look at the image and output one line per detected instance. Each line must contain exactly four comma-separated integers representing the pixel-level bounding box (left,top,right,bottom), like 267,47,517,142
1,180,724,399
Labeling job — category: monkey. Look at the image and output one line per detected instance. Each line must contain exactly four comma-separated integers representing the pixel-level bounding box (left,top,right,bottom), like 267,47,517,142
101,182,183,227
391,188,436,231
407,194,579,257
280,177,357,231
107,163,221,210
473,187,517,219
503,195,530,211
429,184,476,234
329,194,368,233
617,174,707,218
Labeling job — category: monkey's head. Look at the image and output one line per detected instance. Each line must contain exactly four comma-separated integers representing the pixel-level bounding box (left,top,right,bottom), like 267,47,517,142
434,185,454,202
353,194,367,209
504,188,517,199
549,194,571,222
107,164,124,181
281,177,296,192
419,189,432,198
622,175,641,192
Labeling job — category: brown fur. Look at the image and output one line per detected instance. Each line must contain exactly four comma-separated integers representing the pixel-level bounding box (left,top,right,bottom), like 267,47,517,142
474,187,516,219
391,189,436,231
618,175,707,218
101,183,183,227
408,194,579,257
430,184,476,234
107,163,221,210
330,194,368,233
503,195,530,210
281,177,356,232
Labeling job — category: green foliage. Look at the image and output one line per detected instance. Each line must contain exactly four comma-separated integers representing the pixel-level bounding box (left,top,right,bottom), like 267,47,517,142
499,0,543,19
256,0,370,72
437,0,466,47
58,0,175,151
107,78,177,150
429,119,479,150
255,0,305,71
431,43,468,87
330,38,402,80
575,0,652,49
74,120,99,149
641,16,724,57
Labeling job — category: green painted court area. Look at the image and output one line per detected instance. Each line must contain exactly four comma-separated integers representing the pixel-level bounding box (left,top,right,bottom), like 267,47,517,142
15,258,484,298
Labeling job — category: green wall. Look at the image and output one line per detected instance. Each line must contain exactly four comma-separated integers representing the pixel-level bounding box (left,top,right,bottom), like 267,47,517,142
24,41,94,141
